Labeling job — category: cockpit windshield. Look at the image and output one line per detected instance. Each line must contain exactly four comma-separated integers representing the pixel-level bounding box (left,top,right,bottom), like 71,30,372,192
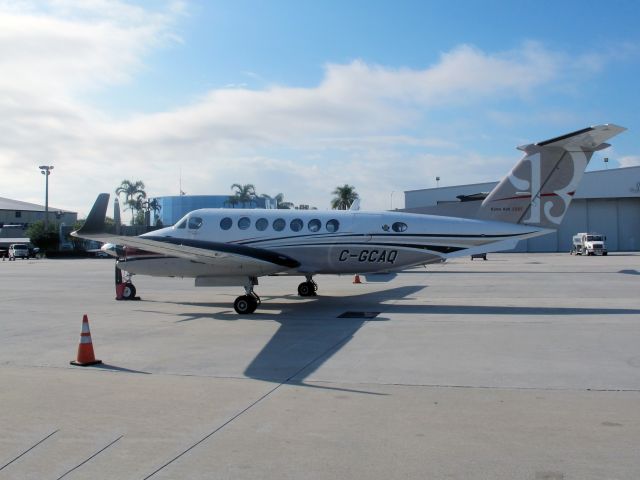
586,235,602,241
175,216,188,229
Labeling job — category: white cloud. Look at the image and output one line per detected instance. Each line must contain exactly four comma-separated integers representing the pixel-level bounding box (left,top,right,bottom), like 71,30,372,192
0,2,631,216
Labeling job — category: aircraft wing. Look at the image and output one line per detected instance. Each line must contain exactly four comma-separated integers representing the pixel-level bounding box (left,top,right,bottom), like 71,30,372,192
72,194,300,269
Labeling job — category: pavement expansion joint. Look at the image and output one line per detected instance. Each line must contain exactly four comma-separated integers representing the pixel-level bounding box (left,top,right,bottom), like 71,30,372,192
306,380,640,393
54,436,124,480
0,429,59,472
141,318,370,479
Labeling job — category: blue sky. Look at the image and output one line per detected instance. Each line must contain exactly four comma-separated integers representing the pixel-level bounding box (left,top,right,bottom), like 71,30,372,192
1,0,639,215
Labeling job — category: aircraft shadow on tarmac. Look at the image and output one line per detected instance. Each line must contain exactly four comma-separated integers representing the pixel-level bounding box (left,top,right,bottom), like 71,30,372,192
619,269,640,275
142,285,424,393
137,285,640,393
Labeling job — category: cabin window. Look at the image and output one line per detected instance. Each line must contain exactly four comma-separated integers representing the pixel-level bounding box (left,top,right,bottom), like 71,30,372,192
273,218,286,231
220,217,232,230
392,222,408,233
256,218,268,231
188,217,203,229
290,218,303,232
326,219,340,233
308,219,321,232
238,217,251,230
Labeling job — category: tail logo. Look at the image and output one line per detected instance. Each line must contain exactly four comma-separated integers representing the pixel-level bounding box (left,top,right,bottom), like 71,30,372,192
507,150,587,225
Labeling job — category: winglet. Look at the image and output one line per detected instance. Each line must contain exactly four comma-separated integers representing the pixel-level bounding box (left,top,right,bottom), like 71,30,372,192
72,193,110,237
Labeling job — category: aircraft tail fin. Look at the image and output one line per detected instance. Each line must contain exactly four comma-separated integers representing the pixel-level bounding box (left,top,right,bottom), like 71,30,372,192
477,124,626,228
72,193,110,238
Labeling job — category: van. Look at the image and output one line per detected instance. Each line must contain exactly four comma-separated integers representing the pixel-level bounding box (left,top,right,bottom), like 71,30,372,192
9,244,30,260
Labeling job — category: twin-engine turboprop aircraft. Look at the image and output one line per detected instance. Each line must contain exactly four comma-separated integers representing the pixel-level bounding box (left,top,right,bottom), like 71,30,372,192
73,124,625,313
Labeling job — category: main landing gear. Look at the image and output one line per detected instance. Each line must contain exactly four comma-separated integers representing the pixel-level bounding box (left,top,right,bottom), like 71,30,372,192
233,277,261,314
232,276,318,314
297,276,318,297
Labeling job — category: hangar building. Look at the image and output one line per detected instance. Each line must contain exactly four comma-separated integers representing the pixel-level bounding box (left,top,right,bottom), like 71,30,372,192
0,197,77,228
0,196,78,249
403,166,640,252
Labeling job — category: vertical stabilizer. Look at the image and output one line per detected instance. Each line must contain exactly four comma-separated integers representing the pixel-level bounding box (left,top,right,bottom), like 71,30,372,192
477,124,626,229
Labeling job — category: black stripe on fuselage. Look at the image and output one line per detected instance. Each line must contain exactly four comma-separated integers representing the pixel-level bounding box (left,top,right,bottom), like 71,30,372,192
259,241,466,254
237,231,536,246
142,235,301,268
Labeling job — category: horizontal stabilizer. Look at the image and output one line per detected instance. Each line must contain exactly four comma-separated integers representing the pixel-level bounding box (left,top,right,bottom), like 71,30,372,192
518,124,626,152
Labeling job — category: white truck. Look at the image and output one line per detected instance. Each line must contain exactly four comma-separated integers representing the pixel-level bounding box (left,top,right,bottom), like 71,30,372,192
8,243,30,260
571,233,608,256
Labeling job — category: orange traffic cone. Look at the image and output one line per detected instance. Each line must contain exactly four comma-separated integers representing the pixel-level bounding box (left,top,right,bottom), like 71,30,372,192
70,314,102,366
353,274,362,284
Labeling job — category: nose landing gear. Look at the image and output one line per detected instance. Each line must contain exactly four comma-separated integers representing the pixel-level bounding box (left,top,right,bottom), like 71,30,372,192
115,265,139,301
233,277,261,314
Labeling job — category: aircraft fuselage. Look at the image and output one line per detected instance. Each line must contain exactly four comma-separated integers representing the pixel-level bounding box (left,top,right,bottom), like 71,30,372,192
117,209,542,278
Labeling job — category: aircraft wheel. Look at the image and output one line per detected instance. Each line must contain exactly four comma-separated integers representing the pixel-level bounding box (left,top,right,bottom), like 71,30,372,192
234,295,257,314
122,283,137,300
297,282,314,297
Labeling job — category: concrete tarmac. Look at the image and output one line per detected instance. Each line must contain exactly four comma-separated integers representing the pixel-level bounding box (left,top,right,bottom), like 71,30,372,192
1,253,639,479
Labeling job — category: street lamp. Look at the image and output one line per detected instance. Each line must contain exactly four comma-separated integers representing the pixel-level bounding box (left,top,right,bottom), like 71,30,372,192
604,157,609,170
436,176,440,188
390,191,396,210
39,165,54,230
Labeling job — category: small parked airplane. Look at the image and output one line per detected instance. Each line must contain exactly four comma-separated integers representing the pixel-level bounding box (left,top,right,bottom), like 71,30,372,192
73,124,625,313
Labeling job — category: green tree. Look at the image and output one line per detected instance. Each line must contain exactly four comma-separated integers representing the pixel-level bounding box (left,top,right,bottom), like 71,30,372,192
224,196,240,208
26,221,59,253
331,184,359,210
115,179,147,225
230,183,257,208
141,198,162,226
261,192,293,209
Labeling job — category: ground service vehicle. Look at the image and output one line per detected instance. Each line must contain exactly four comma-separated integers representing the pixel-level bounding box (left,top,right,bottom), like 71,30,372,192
8,244,30,260
571,233,607,256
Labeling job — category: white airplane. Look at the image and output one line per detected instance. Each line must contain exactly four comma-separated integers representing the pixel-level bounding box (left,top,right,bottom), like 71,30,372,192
73,124,625,314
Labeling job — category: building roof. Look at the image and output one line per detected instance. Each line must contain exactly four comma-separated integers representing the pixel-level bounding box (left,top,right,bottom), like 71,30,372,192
0,196,75,213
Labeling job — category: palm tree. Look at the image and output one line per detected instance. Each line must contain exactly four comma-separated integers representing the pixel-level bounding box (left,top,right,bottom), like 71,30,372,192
115,179,146,225
230,183,257,208
142,198,162,226
331,184,359,210
224,196,240,208
261,192,293,209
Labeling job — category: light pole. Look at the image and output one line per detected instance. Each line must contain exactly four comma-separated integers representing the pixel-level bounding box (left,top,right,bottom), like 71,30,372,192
390,191,395,210
436,176,440,188
39,165,54,230
604,157,609,170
